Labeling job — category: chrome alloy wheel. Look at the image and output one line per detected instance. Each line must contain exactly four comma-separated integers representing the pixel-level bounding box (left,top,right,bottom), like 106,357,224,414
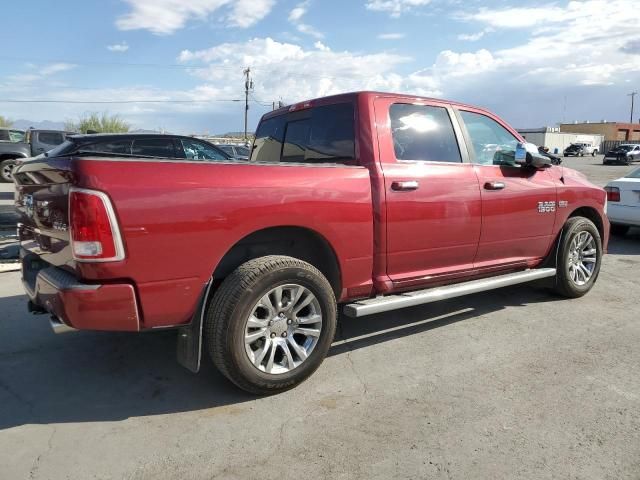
244,284,323,375
567,231,597,286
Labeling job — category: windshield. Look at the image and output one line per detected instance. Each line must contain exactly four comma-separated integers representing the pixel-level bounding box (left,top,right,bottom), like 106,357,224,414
617,145,634,152
626,167,640,178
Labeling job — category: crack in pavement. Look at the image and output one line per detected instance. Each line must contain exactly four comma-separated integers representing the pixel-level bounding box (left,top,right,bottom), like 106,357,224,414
337,320,368,396
29,425,57,479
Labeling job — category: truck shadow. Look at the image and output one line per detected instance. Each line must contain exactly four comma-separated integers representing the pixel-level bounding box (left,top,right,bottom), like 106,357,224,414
607,230,640,255
0,285,560,429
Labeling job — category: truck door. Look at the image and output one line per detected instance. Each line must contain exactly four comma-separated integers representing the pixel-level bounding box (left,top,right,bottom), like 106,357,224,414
374,97,482,287
455,108,557,268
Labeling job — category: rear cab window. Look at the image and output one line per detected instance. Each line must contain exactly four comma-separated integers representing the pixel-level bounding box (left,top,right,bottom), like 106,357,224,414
37,132,65,146
80,140,132,154
251,102,356,165
131,138,177,158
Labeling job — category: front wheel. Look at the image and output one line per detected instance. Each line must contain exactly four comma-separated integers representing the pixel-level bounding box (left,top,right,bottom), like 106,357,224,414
204,255,337,394
553,217,602,298
0,159,16,183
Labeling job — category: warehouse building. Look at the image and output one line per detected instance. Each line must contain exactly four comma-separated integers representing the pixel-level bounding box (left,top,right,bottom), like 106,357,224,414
517,127,603,155
559,121,640,142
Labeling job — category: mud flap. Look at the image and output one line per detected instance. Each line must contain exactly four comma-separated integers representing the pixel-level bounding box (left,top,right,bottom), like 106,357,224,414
176,280,212,373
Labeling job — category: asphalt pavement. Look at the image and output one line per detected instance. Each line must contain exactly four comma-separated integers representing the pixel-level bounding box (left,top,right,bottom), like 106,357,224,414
0,157,639,479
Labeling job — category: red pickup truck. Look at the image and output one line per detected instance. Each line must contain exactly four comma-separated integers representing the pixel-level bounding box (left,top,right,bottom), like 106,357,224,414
14,91,609,394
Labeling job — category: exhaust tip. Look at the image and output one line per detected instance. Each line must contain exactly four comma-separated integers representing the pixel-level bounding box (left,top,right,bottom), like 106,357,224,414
49,316,76,334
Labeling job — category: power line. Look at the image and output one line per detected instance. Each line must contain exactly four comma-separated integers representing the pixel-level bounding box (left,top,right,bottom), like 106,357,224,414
0,99,242,104
0,55,242,72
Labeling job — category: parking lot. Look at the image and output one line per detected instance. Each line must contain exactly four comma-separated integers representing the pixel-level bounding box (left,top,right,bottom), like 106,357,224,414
0,156,639,480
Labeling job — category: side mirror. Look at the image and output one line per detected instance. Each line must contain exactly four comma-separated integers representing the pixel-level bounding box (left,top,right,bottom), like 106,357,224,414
516,142,552,169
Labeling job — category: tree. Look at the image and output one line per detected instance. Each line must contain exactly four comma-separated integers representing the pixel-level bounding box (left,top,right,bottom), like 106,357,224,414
0,116,13,128
65,112,130,134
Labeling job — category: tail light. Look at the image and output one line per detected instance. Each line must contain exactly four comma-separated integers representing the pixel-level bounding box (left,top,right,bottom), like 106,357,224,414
69,188,125,262
604,186,620,202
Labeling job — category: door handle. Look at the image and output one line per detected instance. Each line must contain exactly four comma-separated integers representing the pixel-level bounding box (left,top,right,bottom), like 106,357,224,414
391,180,419,192
484,181,506,191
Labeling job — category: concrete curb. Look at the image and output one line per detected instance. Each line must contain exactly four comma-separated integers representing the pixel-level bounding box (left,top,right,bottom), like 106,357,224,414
0,262,20,273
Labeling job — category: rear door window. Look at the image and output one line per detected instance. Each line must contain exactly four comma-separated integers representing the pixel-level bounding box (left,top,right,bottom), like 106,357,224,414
389,104,461,163
131,138,176,158
251,102,355,165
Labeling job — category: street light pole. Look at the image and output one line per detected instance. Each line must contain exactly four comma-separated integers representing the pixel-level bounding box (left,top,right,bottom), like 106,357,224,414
243,67,253,141
628,91,638,123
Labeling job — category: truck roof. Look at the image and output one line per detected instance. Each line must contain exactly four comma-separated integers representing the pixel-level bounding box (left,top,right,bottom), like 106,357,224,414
261,90,485,121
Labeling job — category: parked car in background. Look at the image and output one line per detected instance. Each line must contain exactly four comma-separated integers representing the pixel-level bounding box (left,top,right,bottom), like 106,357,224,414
14,91,608,394
605,167,640,235
0,129,74,182
0,127,25,143
538,146,562,165
564,142,598,157
35,133,233,161
603,144,640,165
218,144,250,160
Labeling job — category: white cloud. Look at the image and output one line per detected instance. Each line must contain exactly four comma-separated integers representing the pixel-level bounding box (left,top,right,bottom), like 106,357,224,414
459,5,567,29
365,0,431,17
457,28,492,42
179,37,415,101
107,42,130,52
288,1,323,39
116,0,275,35
378,33,405,40
6,63,76,84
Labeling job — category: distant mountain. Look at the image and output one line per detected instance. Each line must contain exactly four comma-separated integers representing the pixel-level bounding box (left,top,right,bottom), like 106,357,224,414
11,119,66,131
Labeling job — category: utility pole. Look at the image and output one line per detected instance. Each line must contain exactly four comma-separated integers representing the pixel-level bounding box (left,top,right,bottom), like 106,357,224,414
628,91,638,123
243,67,253,141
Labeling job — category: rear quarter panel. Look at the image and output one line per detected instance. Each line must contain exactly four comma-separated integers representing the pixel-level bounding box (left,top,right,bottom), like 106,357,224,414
72,158,374,327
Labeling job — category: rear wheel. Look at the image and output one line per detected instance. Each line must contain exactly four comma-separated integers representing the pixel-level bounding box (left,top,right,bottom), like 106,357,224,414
553,217,602,298
610,224,630,236
0,159,16,183
204,255,337,394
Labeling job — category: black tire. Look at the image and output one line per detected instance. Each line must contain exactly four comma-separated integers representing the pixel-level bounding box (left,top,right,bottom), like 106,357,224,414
592,150,597,156
204,255,337,394
0,159,16,183
553,216,603,298
610,224,630,236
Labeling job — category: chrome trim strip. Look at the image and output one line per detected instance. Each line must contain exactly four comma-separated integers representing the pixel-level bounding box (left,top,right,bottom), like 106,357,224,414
343,268,557,317
49,316,76,334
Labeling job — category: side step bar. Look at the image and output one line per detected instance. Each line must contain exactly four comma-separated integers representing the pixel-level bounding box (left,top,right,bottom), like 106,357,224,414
343,268,556,318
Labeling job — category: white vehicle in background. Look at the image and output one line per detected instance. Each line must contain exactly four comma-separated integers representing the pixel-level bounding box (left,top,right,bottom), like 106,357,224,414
605,167,640,236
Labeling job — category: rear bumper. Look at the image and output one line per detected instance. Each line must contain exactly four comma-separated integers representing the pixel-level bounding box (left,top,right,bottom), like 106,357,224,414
22,252,140,332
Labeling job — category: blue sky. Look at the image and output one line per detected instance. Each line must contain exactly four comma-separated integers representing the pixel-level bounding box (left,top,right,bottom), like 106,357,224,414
1,0,639,134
